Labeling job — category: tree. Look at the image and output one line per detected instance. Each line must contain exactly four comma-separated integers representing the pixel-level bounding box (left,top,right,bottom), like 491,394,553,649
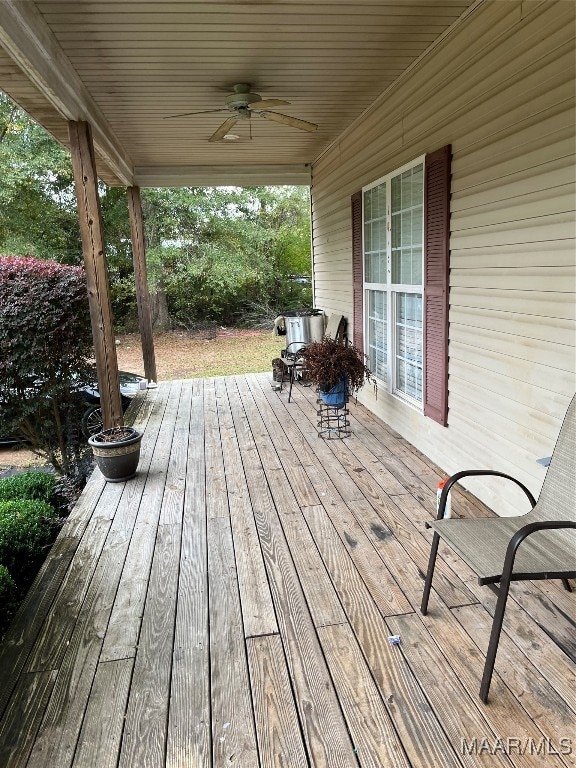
140,185,312,327
1,90,313,329
0,93,80,261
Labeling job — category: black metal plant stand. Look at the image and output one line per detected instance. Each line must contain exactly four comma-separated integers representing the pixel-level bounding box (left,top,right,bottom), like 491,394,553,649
316,394,351,439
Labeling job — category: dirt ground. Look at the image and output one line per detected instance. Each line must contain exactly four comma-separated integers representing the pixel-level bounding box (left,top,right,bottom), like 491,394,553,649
0,447,45,474
115,327,284,380
0,328,285,473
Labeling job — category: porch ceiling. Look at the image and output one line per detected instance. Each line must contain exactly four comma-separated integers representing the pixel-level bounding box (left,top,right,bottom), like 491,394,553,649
0,0,478,187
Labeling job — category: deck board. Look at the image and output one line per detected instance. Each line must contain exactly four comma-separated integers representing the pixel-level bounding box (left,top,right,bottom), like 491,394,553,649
0,374,574,768
246,634,308,768
166,379,211,768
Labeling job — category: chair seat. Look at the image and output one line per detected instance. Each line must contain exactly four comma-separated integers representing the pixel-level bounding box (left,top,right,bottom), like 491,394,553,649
432,509,576,584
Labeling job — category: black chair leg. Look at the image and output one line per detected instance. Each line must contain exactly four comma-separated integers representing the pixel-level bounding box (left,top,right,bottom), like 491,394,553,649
277,360,289,393
288,365,294,402
561,578,572,592
421,532,440,615
480,577,511,703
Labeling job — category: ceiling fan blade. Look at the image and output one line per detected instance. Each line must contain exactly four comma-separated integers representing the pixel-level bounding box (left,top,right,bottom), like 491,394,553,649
164,108,228,120
249,99,290,109
258,111,318,133
209,117,239,142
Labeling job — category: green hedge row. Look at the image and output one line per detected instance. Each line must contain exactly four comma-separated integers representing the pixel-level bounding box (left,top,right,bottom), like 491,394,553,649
0,471,59,636
0,471,56,503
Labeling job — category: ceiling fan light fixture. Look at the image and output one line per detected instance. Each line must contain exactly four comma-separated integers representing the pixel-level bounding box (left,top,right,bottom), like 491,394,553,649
226,91,261,109
167,83,318,141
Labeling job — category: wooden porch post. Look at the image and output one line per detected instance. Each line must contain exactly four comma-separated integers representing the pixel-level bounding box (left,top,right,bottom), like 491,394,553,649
68,120,124,429
127,186,157,383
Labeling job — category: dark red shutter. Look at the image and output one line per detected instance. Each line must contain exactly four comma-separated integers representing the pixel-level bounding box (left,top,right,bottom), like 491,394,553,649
351,190,364,351
424,145,451,427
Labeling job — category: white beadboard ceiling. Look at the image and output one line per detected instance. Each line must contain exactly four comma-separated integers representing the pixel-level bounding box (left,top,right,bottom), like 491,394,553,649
0,0,478,186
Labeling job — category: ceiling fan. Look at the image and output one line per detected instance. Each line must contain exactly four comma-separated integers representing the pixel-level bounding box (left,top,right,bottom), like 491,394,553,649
164,83,318,142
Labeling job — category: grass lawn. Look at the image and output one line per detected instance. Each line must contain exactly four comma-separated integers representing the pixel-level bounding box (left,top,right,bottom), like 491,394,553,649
116,328,286,380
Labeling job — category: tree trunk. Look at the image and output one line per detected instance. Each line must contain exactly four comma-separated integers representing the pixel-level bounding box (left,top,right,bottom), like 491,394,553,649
152,278,171,330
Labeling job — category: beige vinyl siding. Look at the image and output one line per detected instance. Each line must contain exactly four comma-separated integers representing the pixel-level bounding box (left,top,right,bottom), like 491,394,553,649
311,0,576,515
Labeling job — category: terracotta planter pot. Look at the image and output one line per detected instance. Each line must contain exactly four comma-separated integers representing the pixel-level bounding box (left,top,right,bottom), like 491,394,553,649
88,426,142,482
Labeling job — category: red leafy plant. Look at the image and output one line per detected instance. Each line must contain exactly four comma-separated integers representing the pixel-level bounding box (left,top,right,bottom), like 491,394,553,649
0,255,94,477
299,337,374,394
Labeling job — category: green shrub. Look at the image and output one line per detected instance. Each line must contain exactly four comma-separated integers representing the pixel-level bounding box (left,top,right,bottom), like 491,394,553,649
0,563,18,636
0,255,95,477
0,499,58,573
0,564,16,604
0,470,57,504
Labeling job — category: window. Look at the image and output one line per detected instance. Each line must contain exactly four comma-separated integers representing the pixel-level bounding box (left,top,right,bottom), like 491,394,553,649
363,159,424,406
352,145,450,425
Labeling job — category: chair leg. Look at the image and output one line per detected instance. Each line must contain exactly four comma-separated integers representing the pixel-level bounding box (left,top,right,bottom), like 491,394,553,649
421,531,440,615
288,365,294,402
480,577,511,703
561,578,572,592
277,362,288,392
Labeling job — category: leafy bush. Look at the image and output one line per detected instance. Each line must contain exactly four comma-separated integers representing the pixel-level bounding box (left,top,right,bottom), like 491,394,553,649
0,499,58,573
0,564,16,605
0,563,18,635
0,470,61,637
0,255,95,476
0,470,57,504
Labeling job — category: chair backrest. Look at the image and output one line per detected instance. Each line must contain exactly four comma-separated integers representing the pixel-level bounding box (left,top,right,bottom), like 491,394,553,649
536,393,576,521
324,314,346,342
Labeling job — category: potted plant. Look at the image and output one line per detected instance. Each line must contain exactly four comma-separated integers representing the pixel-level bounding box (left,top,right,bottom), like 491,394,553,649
299,337,374,407
88,426,142,483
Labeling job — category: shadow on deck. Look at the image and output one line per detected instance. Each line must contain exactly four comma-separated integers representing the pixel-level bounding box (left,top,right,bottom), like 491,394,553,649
0,374,574,767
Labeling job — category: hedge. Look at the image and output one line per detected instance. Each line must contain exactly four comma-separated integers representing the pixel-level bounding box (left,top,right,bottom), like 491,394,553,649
0,499,58,573
0,564,16,608
0,470,57,504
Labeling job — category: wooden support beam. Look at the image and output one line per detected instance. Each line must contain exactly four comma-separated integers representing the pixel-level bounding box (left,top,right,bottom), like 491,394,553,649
69,120,124,429
127,186,157,384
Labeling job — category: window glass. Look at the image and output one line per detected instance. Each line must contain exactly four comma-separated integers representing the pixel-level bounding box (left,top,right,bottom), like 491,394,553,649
363,160,424,405
367,290,387,381
395,293,423,401
391,165,423,286
364,182,386,284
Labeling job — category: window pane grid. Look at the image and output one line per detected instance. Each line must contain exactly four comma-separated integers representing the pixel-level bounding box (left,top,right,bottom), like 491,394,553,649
364,182,387,284
394,293,422,402
391,165,423,286
363,160,423,406
367,290,387,382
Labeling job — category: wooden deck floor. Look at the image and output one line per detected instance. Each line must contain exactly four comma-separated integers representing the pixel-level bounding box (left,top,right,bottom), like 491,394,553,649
0,374,574,768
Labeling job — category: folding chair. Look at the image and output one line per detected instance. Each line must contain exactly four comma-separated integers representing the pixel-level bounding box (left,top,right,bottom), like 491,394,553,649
421,394,576,702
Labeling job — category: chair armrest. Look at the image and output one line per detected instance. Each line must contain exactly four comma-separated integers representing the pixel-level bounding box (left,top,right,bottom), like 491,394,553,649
435,470,537,521
284,342,307,361
502,520,576,582
508,519,576,551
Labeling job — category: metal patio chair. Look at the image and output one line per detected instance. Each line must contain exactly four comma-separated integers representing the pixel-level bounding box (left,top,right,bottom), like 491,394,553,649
421,393,576,702
279,314,346,402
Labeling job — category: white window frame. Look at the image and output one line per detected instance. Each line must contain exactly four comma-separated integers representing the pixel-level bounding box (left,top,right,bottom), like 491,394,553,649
362,155,425,409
